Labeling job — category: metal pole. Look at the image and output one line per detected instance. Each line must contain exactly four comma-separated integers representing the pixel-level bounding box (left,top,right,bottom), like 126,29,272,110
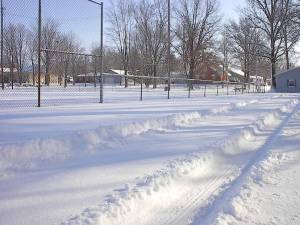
204,83,206,97
217,84,218,96
226,82,229,96
99,2,103,103
37,0,42,107
242,82,244,94
167,0,171,99
234,83,237,95
140,79,143,101
1,0,4,90
84,55,87,87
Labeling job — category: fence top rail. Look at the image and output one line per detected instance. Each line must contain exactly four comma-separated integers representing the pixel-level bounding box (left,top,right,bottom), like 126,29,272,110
86,73,261,85
41,49,101,58
41,50,265,86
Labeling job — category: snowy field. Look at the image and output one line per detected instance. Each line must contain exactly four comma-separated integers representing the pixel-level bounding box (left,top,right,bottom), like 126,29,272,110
0,83,261,108
0,87,299,225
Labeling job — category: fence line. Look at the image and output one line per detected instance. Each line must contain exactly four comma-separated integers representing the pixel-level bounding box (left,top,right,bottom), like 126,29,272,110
0,0,267,108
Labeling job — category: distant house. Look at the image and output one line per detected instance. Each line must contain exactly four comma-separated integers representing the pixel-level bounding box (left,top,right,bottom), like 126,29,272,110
275,66,300,93
228,67,244,82
1,66,18,83
76,69,123,85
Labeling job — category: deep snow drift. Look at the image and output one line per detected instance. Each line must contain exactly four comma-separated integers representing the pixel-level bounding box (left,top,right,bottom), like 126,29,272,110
0,91,299,225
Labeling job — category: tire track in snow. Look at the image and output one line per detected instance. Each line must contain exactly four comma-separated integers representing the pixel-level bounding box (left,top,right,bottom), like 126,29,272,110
0,98,263,178
160,98,300,225
191,98,300,225
160,167,235,225
62,98,299,225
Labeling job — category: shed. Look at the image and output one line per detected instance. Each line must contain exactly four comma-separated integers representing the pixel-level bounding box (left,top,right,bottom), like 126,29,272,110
275,67,300,93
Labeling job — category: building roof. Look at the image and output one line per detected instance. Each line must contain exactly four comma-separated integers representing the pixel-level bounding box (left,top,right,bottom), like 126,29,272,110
275,66,300,78
110,69,126,75
229,67,244,76
3,68,18,73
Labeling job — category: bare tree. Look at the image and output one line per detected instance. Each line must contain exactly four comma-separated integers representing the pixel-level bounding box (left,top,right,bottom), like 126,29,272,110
227,17,262,83
41,20,60,86
174,0,220,83
107,0,134,87
14,24,27,84
4,24,16,88
134,0,168,88
219,28,230,81
282,1,300,69
59,34,75,87
246,0,297,87
27,30,38,85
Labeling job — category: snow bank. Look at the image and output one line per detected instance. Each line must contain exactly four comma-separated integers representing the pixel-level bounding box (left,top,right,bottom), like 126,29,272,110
0,138,71,177
0,99,258,178
221,98,298,155
63,151,215,225
214,151,291,225
62,98,299,225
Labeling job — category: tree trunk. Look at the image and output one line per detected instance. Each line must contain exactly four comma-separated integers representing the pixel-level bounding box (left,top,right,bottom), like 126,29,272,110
188,58,195,89
45,54,50,86
124,67,128,88
153,64,157,89
11,57,14,89
31,59,35,85
72,62,75,86
284,28,290,70
271,58,276,88
64,62,68,88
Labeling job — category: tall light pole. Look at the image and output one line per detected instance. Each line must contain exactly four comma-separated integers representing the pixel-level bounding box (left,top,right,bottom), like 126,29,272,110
167,0,171,99
37,0,42,107
87,0,103,103
1,0,4,90
100,2,103,103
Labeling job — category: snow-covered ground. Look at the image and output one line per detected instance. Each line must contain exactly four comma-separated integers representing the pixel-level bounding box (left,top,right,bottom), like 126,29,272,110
0,87,299,225
0,83,261,108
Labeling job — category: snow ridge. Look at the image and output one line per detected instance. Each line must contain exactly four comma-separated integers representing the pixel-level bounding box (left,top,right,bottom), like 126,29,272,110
191,98,299,225
214,151,291,225
0,99,257,178
62,98,299,225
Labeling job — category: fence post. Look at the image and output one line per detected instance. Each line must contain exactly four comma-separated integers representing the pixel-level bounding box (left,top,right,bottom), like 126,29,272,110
94,57,97,88
37,0,42,107
242,82,244,94
217,84,218,96
1,0,3,90
234,83,237,95
227,82,229,96
84,55,87,87
99,2,104,103
140,79,143,101
167,0,171,100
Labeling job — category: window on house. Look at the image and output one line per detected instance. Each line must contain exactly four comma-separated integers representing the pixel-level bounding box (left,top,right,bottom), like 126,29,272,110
287,79,296,88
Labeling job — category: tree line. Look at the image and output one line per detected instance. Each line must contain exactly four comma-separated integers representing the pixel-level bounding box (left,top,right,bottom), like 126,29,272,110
107,0,300,87
2,0,300,88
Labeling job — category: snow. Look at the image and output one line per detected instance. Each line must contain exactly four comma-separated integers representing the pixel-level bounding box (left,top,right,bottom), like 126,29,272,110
0,87,299,225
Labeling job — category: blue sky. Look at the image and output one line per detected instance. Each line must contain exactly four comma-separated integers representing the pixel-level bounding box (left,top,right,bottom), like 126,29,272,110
5,0,247,50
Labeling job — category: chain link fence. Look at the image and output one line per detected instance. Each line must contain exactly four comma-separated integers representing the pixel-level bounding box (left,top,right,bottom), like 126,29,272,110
0,0,267,109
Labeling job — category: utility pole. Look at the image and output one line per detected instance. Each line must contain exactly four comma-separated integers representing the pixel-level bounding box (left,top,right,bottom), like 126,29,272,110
167,0,171,99
37,0,42,107
1,0,4,90
99,2,103,103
